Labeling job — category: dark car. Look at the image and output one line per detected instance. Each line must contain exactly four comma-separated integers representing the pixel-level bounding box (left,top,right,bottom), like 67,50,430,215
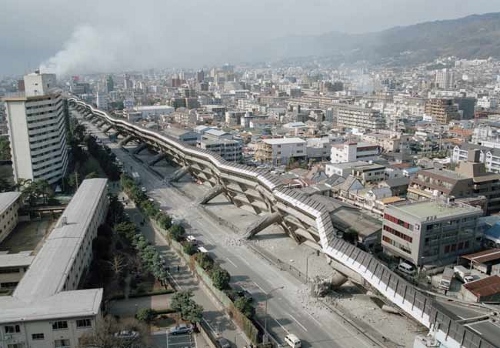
168,324,192,335
216,337,231,348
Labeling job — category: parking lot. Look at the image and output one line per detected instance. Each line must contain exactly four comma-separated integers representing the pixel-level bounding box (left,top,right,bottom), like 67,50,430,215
167,332,195,348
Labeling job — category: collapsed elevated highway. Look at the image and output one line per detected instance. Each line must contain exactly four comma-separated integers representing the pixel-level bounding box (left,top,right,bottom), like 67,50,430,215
70,98,498,348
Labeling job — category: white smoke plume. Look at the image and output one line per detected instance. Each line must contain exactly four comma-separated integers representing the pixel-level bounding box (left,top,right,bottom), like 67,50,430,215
40,25,131,76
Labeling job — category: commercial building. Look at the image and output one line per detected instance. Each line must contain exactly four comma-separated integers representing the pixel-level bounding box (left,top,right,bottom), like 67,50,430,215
410,150,500,214
3,72,68,184
335,105,385,130
424,98,460,125
435,68,455,89
0,179,108,348
255,138,306,165
382,200,483,266
330,142,381,164
199,138,242,162
0,192,22,244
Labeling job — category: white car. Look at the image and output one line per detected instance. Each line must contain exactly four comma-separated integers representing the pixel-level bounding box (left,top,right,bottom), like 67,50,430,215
187,235,198,244
114,330,139,340
141,187,147,192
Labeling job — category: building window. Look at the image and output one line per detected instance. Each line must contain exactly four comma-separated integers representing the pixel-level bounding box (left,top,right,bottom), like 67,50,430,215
54,339,70,347
52,321,68,330
32,333,44,340
5,325,20,333
7,344,23,348
76,319,92,328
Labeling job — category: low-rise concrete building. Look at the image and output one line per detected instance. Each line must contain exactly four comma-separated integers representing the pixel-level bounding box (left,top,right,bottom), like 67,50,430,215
330,142,380,164
0,192,22,244
461,275,500,302
0,179,108,348
382,200,483,266
0,252,33,290
255,138,306,165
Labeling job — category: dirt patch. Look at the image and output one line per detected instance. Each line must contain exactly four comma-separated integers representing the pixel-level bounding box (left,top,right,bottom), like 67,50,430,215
0,218,56,253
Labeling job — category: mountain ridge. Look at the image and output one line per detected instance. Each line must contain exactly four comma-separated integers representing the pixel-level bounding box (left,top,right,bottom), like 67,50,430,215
254,12,500,65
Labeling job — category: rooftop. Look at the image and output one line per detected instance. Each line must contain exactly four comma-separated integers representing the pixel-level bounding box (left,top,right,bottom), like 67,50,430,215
263,137,306,145
463,275,500,298
421,168,468,181
13,179,107,301
0,252,34,268
389,201,482,221
0,192,21,215
461,248,500,264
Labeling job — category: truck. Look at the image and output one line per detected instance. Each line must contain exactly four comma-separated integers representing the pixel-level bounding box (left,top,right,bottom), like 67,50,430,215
439,267,454,291
454,265,474,283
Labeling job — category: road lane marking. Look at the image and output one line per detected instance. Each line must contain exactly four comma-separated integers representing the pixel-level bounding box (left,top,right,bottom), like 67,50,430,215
307,311,323,327
239,256,251,266
253,281,266,293
288,313,308,332
226,258,238,268
274,318,288,332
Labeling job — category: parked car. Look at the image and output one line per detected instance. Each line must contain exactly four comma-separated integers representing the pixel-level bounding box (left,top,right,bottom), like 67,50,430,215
114,330,139,340
187,235,198,244
168,324,192,335
141,186,147,192
216,337,231,348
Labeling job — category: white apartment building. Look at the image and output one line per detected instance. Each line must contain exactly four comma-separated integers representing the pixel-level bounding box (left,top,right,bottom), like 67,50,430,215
3,72,68,185
330,142,381,164
0,192,22,244
335,105,386,130
255,138,307,165
199,138,242,162
0,179,108,348
435,68,455,89
452,144,500,173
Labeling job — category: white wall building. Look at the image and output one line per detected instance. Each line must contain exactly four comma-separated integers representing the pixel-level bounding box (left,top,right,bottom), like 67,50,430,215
255,138,307,165
0,179,108,348
336,105,386,130
0,192,21,244
0,253,33,290
435,68,455,89
330,142,380,164
3,72,68,184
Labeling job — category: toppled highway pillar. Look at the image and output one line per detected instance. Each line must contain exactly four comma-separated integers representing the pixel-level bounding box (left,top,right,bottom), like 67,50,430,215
199,185,225,204
169,166,190,182
243,212,282,239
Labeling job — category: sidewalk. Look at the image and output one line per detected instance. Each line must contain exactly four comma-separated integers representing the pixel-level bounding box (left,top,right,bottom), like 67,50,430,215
119,191,249,347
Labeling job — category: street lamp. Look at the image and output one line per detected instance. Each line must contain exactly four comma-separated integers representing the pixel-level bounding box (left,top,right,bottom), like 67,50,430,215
305,251,317,284
264,286,284,342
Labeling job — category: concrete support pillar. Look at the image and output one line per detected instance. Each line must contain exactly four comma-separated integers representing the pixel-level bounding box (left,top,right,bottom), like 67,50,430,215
149,153,166,166
169,166,190,182
243,212,282,239
132,143,148,154
118,135,135,147
199,185,225,204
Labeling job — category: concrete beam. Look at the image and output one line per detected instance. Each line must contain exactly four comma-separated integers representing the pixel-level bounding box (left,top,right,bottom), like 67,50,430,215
149,153,166,166
169,166,190,182
102,125,114,133
131,143,148,155
97,120,107,127
199,185,225,205
243,212,282,239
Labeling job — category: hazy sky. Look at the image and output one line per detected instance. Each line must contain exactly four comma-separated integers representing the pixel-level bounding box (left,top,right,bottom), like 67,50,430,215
1,0,500,77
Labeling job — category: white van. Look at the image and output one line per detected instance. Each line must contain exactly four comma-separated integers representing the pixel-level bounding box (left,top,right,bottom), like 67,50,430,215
397,262,416,275
284,334,301,348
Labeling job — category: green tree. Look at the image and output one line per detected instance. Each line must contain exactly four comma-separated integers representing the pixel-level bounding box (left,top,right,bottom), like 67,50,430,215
115,221,137,241
0,177,12,192
234,297,254,318
168,224,185,242
210,266,230,290
157,213,172,230
195,253,214,271
183,243,197,256
136,308,157,323
170,290,194,313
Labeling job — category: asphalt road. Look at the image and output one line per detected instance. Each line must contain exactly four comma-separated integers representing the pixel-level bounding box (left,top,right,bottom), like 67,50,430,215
78,112,379,348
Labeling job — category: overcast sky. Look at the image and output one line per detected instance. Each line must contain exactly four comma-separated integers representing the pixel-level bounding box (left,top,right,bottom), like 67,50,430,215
1,0,500,77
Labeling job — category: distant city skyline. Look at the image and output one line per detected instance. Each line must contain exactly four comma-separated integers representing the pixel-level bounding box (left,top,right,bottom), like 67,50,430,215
1,0,500,76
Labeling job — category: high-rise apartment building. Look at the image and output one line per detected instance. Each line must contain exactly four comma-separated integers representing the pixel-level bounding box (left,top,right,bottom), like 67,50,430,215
3,72,68,185
335,105,385,130
435,68,455,89
424,98,461,125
